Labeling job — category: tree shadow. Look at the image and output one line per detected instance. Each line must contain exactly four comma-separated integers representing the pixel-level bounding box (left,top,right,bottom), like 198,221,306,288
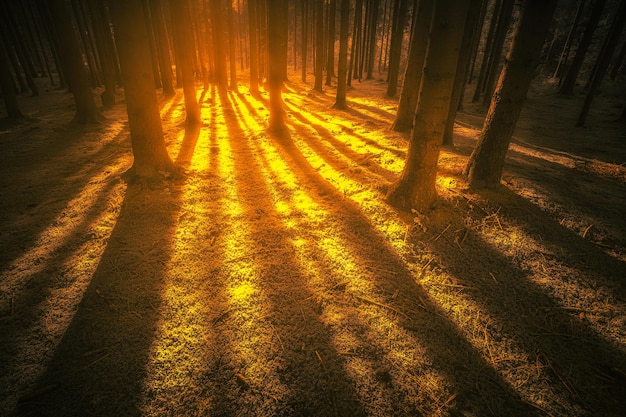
14,179,182,416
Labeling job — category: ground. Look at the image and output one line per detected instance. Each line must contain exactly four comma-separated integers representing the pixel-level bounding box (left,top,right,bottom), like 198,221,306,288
1,73,625,417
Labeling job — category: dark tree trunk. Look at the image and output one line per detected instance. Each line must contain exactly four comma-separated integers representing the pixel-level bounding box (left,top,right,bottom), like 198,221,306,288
467,0,489,84
46,0,101,123
333,0,350,109
149,0,175,96
559,0,607,96
301,0,308,83
553,0,587,81
472,0,501,102
227,0,238,91
577,0,626,126
211,0,228,89
140,0,162,89
170,0,201,125
442,0,483,146
314,0,325,92
481,0,514,108
70,0,101,87
249,0,260,94
267,0,289,136
386,0,408,97
325,0,336,86
89,0,118,106
610,38,626,80
108,0,177,179
348,0,364,86
466,0,559,189
390,0,432,132
386,0,470,212
365,0,380,79
0,38,24,119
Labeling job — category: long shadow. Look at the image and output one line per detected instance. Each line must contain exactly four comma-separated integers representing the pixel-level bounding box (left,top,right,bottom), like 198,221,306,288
0,125,130,273
241,96,540,415
420,190,626,416
14,179,183,416
218,91,367,415
286,104,396,181
347,99,396,120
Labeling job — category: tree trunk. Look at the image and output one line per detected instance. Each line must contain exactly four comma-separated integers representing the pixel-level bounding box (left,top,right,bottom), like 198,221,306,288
553,0,586,81
227,0,238,91
471,0,501,102
267,0,289,136
610,38,626,80
390,0,432,132
46,0,101,123
365,0,380,79
89,0,118,106
0,37,24,119
386,0,409,97
466,0,489,84
210,0,228,89
348,0,364,86
149,0,175,96
325,0,336,86
301,0,308,83
386,0,470,212
577,0,626,127
170,0,201,125
559,0,606,96
314,0,325,92
442,0,483,146
333,0,350,109
249,0,260,94
108,0,177,179
466,0,558,189
481,0,514,108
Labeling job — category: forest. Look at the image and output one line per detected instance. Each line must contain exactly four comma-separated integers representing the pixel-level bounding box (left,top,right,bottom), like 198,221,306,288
1,0,626,415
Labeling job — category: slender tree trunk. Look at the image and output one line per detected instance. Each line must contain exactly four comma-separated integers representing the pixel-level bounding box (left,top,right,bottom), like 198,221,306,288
348,0,363,86
108,0,177,179
386,0,408,97
210,0,228,89
0,38,24,119
481,0,514,108
150,0,175,96
365,0,379,79
333,0,350,109
325,0,336,85
249,0,260,94
472,0,501,102
553,0,586,81
467,0,488,84
559,0,607,96
442,0,483,146
227,0,238,91
314,0,324,92
466,0,558,189
89,0,117,105
140,0,162,89
386,0,470,212
70,0,101,87
610,38,626,80
391,0,432,132
170,0,201,125
46,0,101,123
577,0,626,126
267,0,289,136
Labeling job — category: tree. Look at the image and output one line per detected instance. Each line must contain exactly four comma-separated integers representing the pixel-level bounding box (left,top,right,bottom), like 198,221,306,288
301,0,308,83
0,37,24,120
170,0,201,125
211,0,228,89
227,0,238,91
108,0,177,179
577,0,626,127
553,0,587,81
390,0,433,132
465,0,558,189
333,0,351,109
267,0,289,135
326,0,336,86
45,0,102,123
248,0,260,94
386,0,470,212
385,0,409,97
149,0,175,96
559,0,607,96
314,0,324,92
89,0,119,105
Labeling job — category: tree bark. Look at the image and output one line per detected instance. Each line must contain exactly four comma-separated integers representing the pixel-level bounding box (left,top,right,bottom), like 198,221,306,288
466,0,558,189
577,0,626,126
325,0,336,85
46,0,102,123
481,0,514,108
108,0,177,179
301,0,308,83
471,0,501,102
170,0,201,125
211,0,228,89
249,0,260,94
227,0,238,91
89,0,118,106
0,37,24,119
559,0,607,96
267,0,289,136
553,0,586,81
385,0,409,97
365,0,380,79
149,0,175,96
391,0,433,132
333,0,350,109
386,0,470,212
314,0,325,92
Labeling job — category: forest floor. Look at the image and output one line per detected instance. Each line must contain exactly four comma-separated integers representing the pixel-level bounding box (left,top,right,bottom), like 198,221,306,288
1,73,626,417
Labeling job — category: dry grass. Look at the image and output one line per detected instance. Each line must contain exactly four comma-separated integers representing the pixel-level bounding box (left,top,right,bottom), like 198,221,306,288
1,74,625,417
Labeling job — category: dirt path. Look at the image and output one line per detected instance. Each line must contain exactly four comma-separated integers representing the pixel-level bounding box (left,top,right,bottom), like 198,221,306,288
1,77,626,416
